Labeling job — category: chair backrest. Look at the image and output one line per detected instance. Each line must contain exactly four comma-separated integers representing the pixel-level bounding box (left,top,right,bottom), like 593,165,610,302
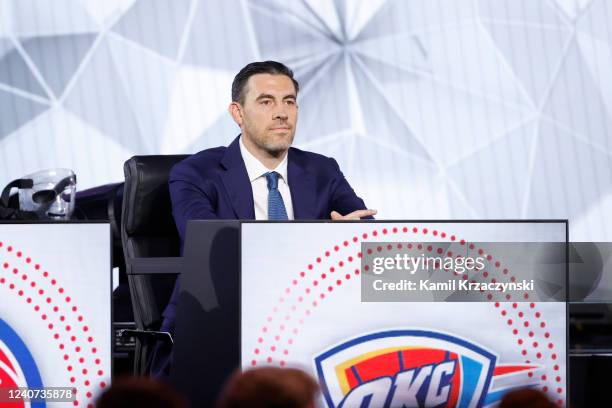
121,155,188,331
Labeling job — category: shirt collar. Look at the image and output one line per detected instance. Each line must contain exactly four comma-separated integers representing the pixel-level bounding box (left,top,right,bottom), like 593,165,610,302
239,136,288,183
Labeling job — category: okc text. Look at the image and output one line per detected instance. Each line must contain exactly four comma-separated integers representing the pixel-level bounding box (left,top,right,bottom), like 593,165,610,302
339,360,456,407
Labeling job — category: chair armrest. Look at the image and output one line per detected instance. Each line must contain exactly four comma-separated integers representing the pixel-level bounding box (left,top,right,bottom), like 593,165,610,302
118,329,174,345
126,257,183,275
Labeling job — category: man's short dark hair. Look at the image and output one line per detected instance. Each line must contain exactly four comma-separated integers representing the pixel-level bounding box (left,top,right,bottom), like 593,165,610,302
232,61,299,104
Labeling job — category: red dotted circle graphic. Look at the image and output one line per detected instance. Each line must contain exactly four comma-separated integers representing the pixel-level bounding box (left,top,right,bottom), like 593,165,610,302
0,242,108,405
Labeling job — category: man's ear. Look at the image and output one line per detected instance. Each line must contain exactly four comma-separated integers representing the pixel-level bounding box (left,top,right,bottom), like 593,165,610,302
228,102,243,127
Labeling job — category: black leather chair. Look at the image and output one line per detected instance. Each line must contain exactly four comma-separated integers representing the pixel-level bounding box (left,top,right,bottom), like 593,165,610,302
121,155,188,374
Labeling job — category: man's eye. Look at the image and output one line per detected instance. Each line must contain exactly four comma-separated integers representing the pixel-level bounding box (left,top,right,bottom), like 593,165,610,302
285,100,295,105
261,100,271,105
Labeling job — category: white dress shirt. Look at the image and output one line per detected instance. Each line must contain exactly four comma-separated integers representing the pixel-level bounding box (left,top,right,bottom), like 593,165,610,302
239,137,295,220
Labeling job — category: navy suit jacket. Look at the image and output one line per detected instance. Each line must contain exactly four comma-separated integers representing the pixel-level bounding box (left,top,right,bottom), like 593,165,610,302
156,136,368,374
168,135,369,246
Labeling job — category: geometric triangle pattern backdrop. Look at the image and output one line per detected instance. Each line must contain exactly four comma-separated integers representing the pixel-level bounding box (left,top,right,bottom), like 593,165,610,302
0,0,611,240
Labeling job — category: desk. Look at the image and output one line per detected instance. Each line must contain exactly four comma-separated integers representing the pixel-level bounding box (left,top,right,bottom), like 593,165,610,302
172,220,568,407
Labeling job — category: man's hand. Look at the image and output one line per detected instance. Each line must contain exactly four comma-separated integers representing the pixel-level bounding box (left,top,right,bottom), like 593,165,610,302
330,209,377,220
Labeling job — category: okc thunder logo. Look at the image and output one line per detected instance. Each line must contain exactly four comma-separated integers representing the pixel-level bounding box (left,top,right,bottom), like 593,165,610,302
0,319,45,408
315,330,538,408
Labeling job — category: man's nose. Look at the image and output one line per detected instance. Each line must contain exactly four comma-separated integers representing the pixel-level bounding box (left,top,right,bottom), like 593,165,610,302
273,106,288,120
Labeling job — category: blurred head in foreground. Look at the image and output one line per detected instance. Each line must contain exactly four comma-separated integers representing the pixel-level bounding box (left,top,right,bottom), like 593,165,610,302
95,376,187,408
499,388,557,408
217,367,319,408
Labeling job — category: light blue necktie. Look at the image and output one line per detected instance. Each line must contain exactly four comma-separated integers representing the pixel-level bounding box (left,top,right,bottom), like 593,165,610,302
266,171,288,220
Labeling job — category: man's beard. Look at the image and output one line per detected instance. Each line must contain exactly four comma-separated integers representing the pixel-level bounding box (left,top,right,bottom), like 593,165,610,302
247,125,294,157
259,136,292,157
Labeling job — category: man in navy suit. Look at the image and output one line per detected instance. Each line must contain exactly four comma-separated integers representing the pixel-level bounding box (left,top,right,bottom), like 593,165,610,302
156,61,374,375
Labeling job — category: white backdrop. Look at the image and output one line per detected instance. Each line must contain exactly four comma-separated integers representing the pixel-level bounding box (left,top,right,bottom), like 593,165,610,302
0,0,611,240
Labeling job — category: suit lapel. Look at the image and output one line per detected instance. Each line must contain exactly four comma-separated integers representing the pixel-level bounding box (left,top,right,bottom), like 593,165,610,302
220,136,255,219
288,149,318,220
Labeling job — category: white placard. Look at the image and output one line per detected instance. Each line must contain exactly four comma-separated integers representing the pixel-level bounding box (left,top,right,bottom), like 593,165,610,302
0,222,111,407
241,222,567,408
